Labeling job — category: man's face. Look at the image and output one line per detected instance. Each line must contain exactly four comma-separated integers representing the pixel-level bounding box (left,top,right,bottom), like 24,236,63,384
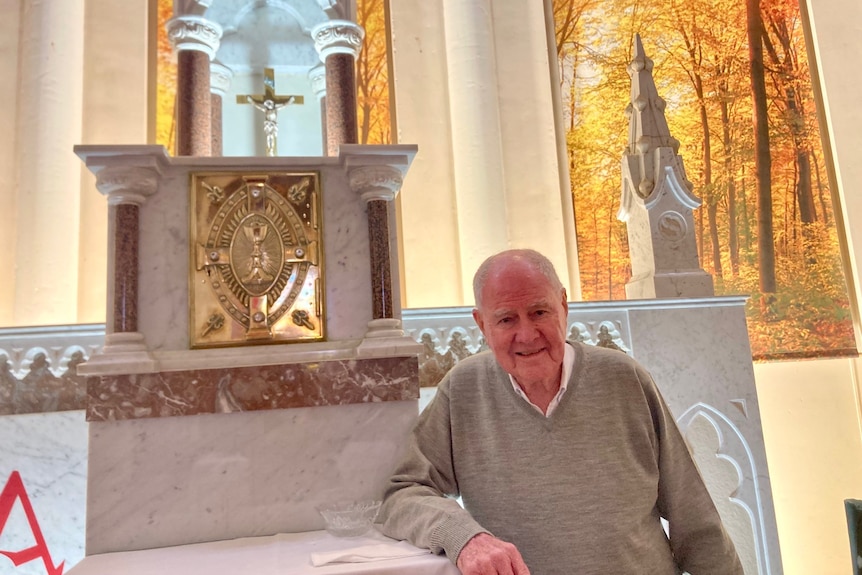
472,258,568,391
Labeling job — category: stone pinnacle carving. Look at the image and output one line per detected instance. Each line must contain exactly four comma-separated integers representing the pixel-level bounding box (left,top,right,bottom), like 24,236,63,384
618,34,714,299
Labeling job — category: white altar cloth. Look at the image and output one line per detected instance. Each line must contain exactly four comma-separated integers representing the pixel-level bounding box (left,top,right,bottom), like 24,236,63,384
65,530,460,575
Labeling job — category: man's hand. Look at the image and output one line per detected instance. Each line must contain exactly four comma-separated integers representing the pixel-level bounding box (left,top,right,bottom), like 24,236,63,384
456,532,531,575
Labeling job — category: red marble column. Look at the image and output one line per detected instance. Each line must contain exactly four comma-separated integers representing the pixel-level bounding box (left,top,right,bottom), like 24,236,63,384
366,200,393,318
349,165,404,321
167,15,222,157
210,93,223,156
113,204,140,332
177,50,211,156
315,21,403,320
323,53,358,156
92,163,161,336
313,20,364,156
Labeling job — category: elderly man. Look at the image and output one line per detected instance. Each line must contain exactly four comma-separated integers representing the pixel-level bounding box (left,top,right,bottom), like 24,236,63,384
380,249,742,574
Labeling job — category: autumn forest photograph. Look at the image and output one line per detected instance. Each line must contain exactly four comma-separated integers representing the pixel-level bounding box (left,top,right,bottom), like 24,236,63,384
551,0,854,359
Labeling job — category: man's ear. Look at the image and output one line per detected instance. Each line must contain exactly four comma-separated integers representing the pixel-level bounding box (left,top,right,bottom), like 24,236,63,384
560,288,568,309
472,308,485,334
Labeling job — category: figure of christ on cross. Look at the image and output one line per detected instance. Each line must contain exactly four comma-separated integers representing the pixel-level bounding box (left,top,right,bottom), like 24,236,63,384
236,68,304,157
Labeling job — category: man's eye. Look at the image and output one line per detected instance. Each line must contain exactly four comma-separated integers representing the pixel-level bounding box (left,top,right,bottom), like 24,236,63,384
499,317,513,324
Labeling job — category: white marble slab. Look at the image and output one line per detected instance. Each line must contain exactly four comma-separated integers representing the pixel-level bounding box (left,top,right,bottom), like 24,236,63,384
0,410,88,574
626,299,781,575
86,400,419,555
68,529,459,575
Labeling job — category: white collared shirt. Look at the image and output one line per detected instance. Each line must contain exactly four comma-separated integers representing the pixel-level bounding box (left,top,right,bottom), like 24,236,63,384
508,343,575,417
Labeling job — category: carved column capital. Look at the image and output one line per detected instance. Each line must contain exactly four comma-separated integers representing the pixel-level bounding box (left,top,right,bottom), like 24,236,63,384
166,15,222,59
349,166,403,202
95,167,160,206
210,61,233,97
312,20,365,60
308,63,327,99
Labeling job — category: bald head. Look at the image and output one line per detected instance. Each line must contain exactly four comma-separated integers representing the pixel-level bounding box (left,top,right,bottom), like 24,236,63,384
472,249,564,309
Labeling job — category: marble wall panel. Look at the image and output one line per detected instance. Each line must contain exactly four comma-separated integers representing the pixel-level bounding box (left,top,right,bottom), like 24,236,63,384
85,400,418,555
0,410,88,574
627,300,782,575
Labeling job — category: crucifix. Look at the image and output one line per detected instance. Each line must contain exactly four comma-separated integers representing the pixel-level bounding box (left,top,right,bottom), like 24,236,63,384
236,68,304,157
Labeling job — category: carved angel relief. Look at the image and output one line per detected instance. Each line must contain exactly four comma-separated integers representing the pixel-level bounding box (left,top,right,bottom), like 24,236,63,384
190,172,324,348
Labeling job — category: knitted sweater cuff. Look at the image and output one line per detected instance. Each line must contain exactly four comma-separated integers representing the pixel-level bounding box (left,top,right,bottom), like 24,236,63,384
429,514,489,564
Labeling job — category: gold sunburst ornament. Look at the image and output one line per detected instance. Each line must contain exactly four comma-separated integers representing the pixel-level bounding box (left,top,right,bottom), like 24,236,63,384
190,172,324,348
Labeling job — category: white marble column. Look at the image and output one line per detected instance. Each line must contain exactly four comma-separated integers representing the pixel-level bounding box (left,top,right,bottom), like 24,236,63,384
210,61,233,157
12,0,86,326
388,1,578,307
309,64,328,156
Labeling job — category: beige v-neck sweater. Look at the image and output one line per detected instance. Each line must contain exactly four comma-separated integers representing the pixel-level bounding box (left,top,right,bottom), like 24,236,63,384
380,342,742,574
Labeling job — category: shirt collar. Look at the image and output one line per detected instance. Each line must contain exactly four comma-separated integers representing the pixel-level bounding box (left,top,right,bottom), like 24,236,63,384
508,343,575,417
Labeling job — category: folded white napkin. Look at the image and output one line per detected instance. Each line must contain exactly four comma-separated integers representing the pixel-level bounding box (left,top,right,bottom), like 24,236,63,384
310,540,431,566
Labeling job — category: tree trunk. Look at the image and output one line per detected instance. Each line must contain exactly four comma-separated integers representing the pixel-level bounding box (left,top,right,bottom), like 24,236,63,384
741,173,751,253
720,89,739,276
697,85,721,278
747,0,776,293
812,150,830,226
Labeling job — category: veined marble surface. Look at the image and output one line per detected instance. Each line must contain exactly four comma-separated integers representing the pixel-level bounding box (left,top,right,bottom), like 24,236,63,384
86,400,419,555
0,410,88,574
87,356,418,422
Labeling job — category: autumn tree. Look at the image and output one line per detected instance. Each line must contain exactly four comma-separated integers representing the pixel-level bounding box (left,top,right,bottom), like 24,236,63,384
356,0,391,145
746,0,777,293
156,0,177,153
761,0,817,230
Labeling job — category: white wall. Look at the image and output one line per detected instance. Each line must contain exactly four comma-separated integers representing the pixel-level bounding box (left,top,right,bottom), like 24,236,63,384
756,359,862,574
0,0,21,326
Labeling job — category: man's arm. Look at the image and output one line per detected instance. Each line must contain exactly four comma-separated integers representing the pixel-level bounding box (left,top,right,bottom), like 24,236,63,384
378,379,488,561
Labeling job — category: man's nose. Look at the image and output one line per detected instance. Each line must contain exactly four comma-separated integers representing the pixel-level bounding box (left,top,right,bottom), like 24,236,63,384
514,319,539,342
